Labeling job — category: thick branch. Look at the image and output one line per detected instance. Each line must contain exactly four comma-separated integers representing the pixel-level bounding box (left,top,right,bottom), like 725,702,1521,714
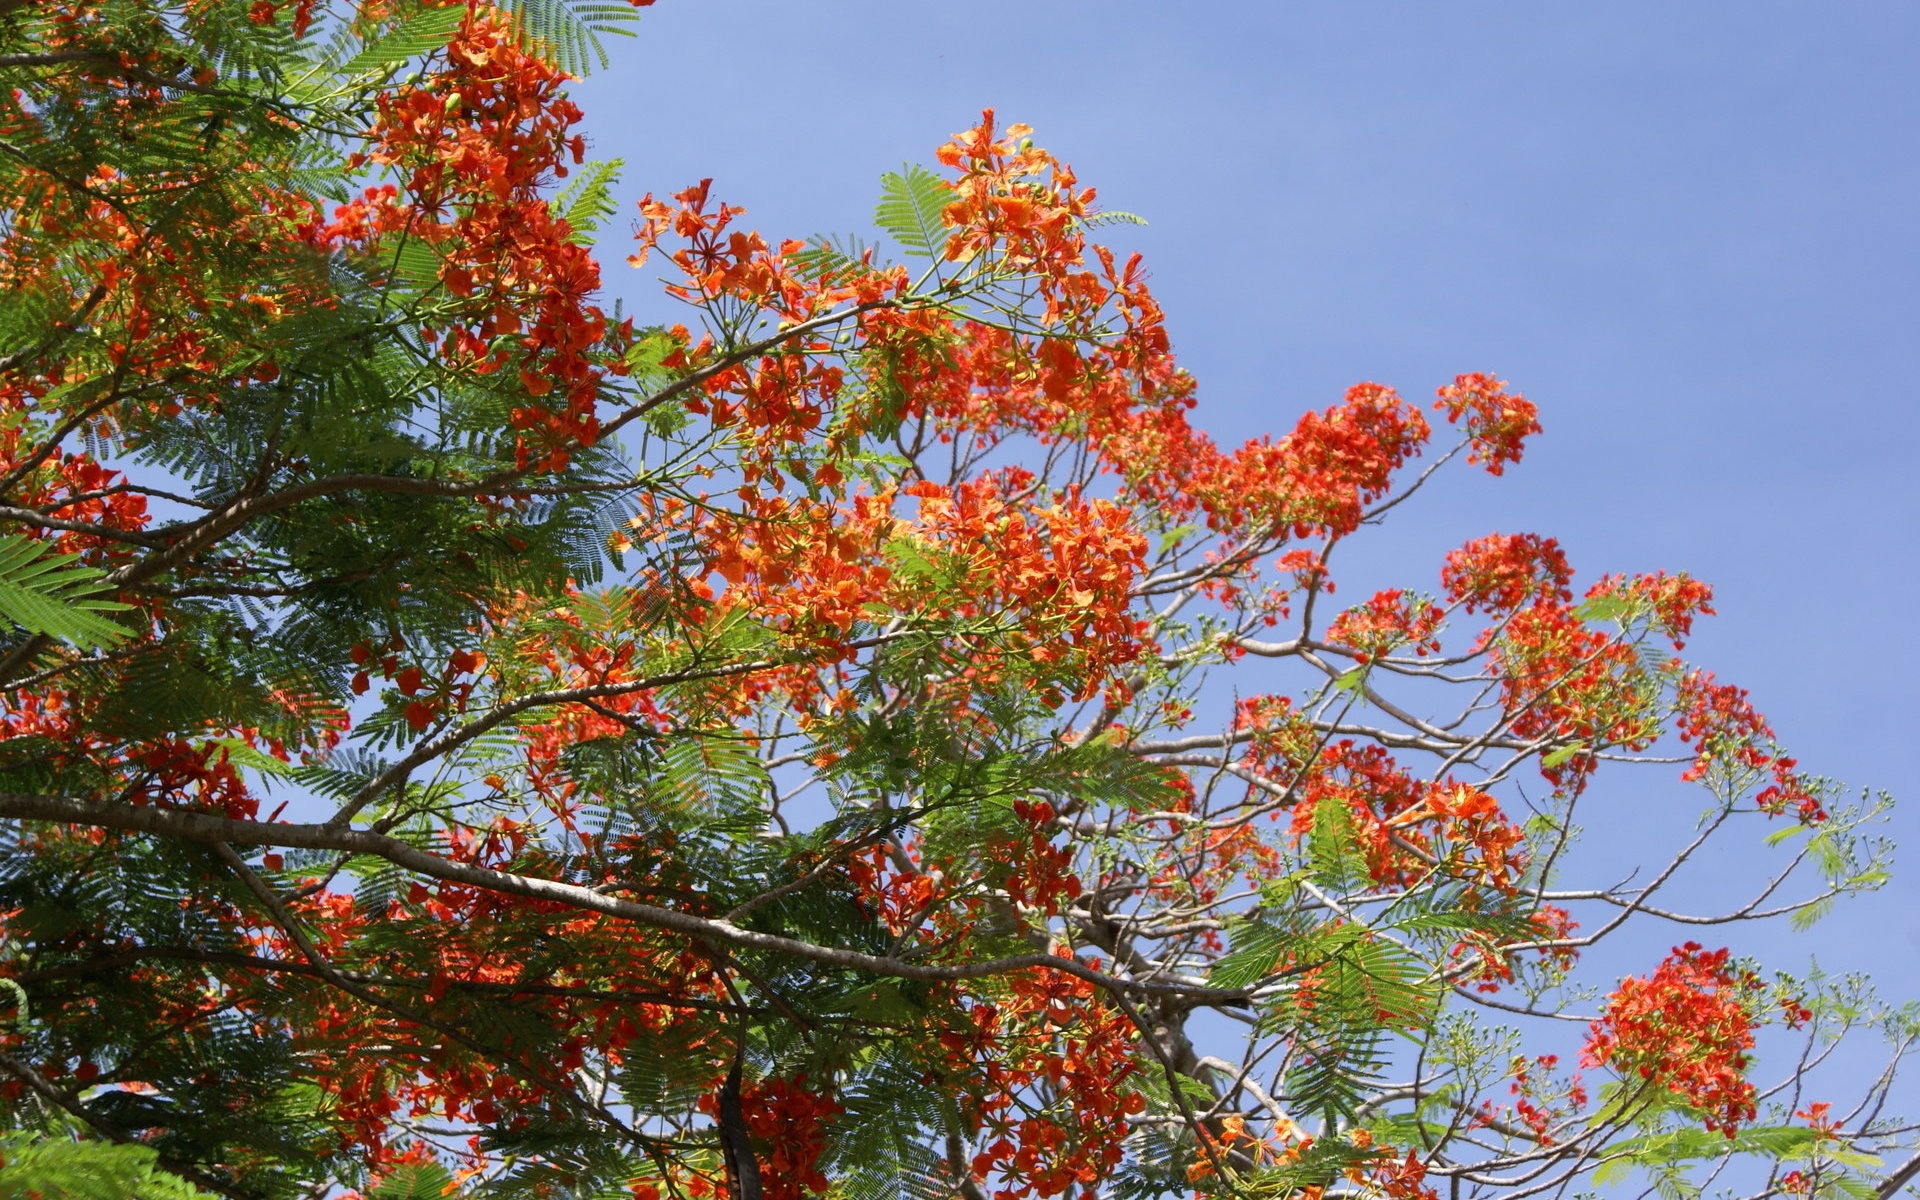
0,792,1246,1005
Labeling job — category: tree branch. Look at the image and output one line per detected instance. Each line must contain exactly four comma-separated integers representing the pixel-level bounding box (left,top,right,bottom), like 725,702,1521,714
0,792,1248,1005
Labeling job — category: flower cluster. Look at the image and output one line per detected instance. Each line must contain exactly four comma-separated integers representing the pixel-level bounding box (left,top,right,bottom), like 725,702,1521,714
1203,382,1431,541
1475,1054,1589,1147
1327,588,1446,661
1584,571,1715,649
935,109,1099,325
360,9,625,469
724,1075,842,1200
1433,372,1539,474
1583,943,1761,1135
1673,669,1826,823
959,956,1144,1200
1440,531,1573,615
1491,602,1655,793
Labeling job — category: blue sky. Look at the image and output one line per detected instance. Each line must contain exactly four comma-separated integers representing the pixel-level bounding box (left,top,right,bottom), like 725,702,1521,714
572,0,1919,1043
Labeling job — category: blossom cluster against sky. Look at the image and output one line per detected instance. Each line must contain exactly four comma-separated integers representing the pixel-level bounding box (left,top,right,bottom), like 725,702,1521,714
576,2,1919,984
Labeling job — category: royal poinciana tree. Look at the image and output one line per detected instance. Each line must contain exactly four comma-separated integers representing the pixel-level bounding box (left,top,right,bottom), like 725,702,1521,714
0,1,1911,1198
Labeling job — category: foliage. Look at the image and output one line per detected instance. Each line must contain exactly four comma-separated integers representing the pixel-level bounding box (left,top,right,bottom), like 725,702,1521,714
0,1,1910,1199
0,1130,215,1199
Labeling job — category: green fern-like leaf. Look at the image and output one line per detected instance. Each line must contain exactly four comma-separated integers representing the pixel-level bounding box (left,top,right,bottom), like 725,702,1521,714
1386,905,1537,945
334,3,466,76
1079,208,1149,228
0,533,134,650
555,158,625,245
790,233,878,284
364,1163,459,1200
495,0,643,76
0,1134,216,1200
1210,917,1288,990
1266,925,1437,1127
830,1134,950,1200
1305,793,1370,892
874,164,953,260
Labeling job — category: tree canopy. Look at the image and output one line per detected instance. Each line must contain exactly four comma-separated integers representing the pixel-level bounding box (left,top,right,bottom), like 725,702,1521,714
0,1,1911,1199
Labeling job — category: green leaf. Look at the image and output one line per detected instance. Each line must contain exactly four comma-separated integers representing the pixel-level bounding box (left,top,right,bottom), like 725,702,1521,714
1210,918,1287,990
554,158,624,245
383,236,446,291
625,328,680,378
1593,1155,1637,1187
0,1134,215,1200
874,163,953,260
882,535,963,590
1542,742,1589,769
1576,594,1629,623
790,233,878,284
336,4,467,75
1831,1176,1879,1200
367,1162,457,1200
1388,909,1535,942
1306,795,1369,891
1605,1124,1820,1171
1790,895,1835,931
496,0,646,76
0,533,133,650
203,735,299,779
1338,930,1440,1029
1157,522,1201,555
1079,208,1149,228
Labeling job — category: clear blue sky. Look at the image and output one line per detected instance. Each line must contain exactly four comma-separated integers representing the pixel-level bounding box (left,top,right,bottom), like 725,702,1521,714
572,0,1919,1020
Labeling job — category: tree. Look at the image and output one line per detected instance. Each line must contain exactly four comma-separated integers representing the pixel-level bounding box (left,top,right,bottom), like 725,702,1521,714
0,1,1910,1198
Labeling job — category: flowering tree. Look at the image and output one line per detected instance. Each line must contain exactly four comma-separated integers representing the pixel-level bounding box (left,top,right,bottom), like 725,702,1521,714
0,1,1912,1199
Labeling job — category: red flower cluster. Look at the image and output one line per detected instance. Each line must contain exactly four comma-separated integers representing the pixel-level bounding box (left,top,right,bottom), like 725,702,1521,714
1242,721,1527,897
0,425,150,561
1475,1054,1589,1147
1433,372,1539,475
1673,669,1826,823
1491,602,1653,793
1583,943,1760,1135
1327,588,1446,661
1584,571,1715,649
1440,531,1573,615
360,9,624,469
935,109,1099,325
1204,382,1431,541
692,1075,842,1200
959,957,1143,1200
